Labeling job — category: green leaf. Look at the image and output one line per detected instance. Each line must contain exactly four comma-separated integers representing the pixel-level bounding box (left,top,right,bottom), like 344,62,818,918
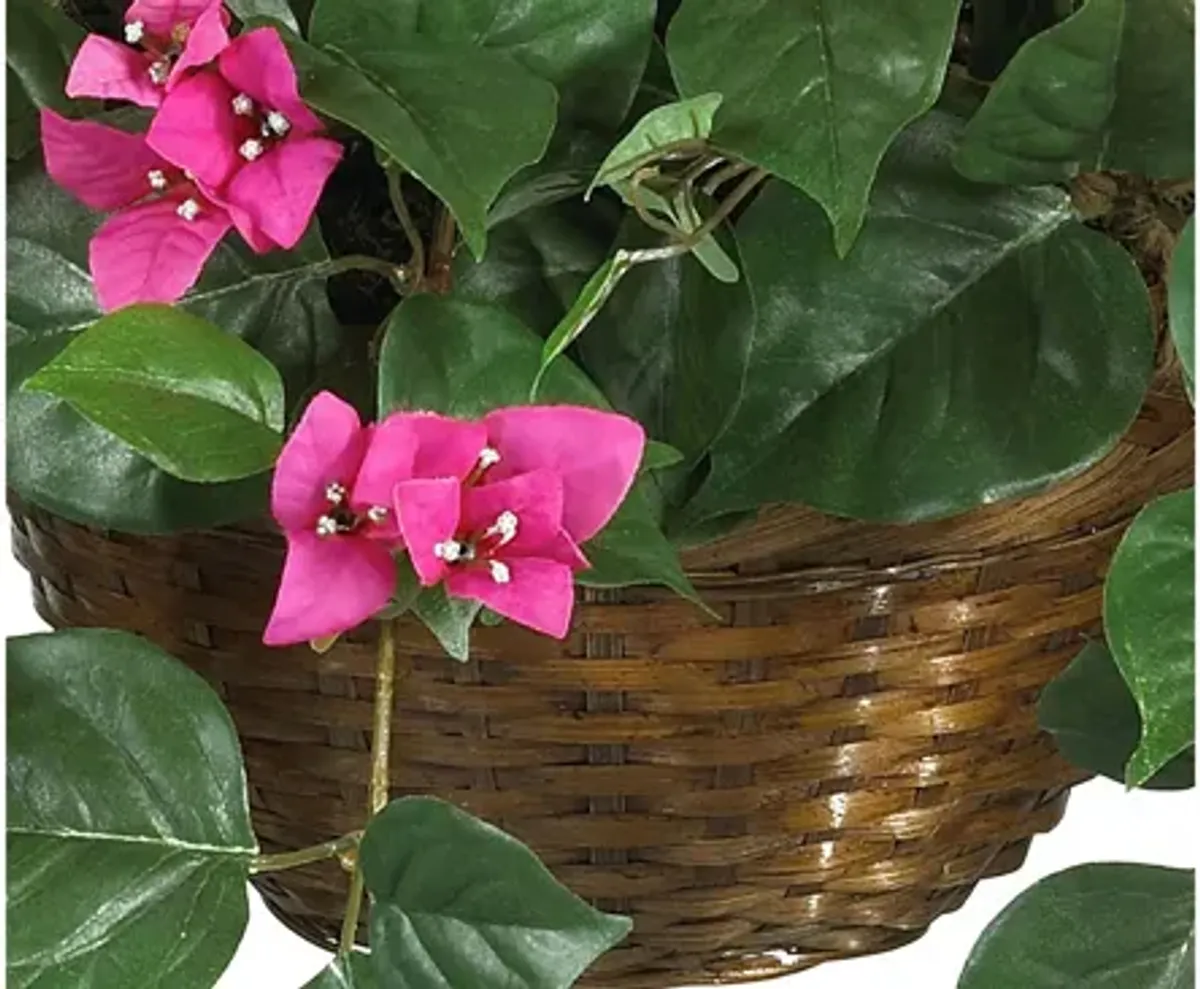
666,0,960,255
7,156,342,532
955,0,1195,184
455,198,621,335
488,127,611,229
968,0,1063,82
587,92,723,195
682,112,1154,527
300,13,557,259
577,220,753,469
643,440,685,472
378,295,704,606
959,863,1195,989
413,586,482,662
1104,489,1196,787
305,954,378,988
314,0,654,130
24,305,285,483
1037,640,1194,790
362,797,632,989
226,0,302,32
6,0,87,115
1170,216,1194,400
7,629,256,989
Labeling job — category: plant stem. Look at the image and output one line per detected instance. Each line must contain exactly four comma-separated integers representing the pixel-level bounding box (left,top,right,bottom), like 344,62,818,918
629,170,686,239
337,620,398,953
701,159,754,197
319,254,408,294
426,206,457,294
250,832,361,875
386,168,425,291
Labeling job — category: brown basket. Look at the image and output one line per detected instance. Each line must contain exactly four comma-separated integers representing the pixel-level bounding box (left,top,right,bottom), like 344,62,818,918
9,365,1192,987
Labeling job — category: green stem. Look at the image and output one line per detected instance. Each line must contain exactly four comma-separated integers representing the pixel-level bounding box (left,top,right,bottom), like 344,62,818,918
250,832,361,875
320,254,408,293
337,621,398,953
701,159,754,197
386,168,426,291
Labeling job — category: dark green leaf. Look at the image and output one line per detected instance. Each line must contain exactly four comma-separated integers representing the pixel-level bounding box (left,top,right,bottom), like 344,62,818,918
577,221,752,468
666,0,960,255
378,295,704,605
455,198,620,335
314,0,655,130
955,0,1195,184
624,37,678,124
1037,640,1194,789
682,112,1154,527
1104,489,1196,787
293,23,556,259
968,0,1063,81
7,629,256,989
413,586,482,662
488,127,611,229
226,0,302,32
959,863,1195,989
305,954,378,988
6,157,342,532
642,440,685,472
1170,216,1194,400
362,797,632,989
588,92,722,195
6,0,87,116
25,305,285,483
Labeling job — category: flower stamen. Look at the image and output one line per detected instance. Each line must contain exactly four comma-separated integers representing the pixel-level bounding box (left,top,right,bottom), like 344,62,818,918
232,93,255,116
124,20,145,44
324,481,347,505
148,60,170,85
147,169,168,191
488,560,511,584
366,506,388,524
239,138,265,162
176,198,200,222
266,110,291,137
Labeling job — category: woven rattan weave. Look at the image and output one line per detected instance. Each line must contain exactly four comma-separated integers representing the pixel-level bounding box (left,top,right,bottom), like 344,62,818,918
9,361,1192,987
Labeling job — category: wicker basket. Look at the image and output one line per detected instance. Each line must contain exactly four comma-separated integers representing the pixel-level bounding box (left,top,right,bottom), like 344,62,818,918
9,362,1191,987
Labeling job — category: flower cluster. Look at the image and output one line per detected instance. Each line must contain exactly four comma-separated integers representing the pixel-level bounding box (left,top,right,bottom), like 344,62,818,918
264,393,646,646
40,0,342,311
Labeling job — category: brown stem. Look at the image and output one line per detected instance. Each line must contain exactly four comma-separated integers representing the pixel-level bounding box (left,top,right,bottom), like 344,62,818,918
426,207,457,294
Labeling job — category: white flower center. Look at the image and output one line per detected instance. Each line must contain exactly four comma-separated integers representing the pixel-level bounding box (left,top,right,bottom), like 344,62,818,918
477,447,501,469
124,19,145,44
433,539,465,563
239,138,265,162
232,93,255,116
147,169,167,191
489,560,511,584
176,198,200,222
366,506,388,523
483,510,518,548
148,60,170,85
315,515,339,537
324,481,346,505
265,110,291,136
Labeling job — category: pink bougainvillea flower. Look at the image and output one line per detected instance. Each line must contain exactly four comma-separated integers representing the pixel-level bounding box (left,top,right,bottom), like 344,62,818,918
384,404,645,639
264,392,402,646
41,108,232,311
147,27,342,252
66,0,230,109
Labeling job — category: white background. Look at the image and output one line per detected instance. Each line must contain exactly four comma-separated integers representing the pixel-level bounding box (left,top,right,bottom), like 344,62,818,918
1,547,1194,988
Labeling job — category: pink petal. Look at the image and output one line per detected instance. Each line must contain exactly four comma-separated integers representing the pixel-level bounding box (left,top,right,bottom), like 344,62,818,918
89,196,231,312
460,470,564,556
351,419,417,540
217,28,324,134
409,414,490,479
447,559,575,639
40,109,165,211
126,0,214,38
271,391,367,532
65,35,162,107
147,70,241,188
484,406,646,543
168,0,231,85
543,529,592,571
393,478,461,586
224,136,342,250
203,181,278,253
263,532,395,645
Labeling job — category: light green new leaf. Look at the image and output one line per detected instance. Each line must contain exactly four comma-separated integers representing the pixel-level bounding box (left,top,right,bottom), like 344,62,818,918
362,797,632,989
1169,216,1194,400
378,295,706,611
681,112,1154,528
1104,489,1196,787
312,0,654,129
25,305,285,483
293,22,556,259
1037,640,1194,790
666,0,960,255
955,0,1195,184
413,587,483,663
7,629,256,989
305,954,378,988
6,157,342,531
959,864,1195,989
588,92,722,195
